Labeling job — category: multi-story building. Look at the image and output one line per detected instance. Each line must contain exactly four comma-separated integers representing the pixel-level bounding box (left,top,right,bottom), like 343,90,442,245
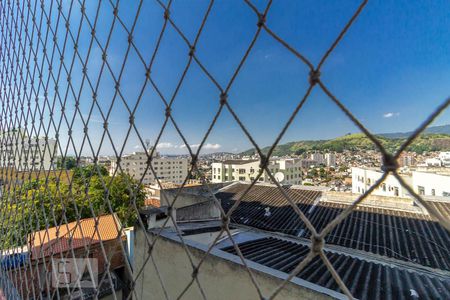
438,152,450,167
299,159,316,169
412,170,450,197
425,158,442,167
0,130,57,171
310,152,324,165
110,151,189,185
324,153,336,167
211,158,302,185
351,167,411,197
398,153,416,167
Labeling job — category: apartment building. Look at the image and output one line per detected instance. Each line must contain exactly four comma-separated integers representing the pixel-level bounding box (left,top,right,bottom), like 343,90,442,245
211,158,302,185
351,167,411,197
352,166,450,199
412,170,450,197
110,151,189,185
324,153,336,167
397,152,416,167
0,130,57,171
310,152,324,165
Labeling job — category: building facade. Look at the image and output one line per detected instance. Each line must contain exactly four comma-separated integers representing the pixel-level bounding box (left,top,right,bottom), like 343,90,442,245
211,158,302,185
0,130,57,171
439,152,450,167
351,167,411,197
110,152,189,185
412,170,450,197
324,153,336,167
310,153,324,165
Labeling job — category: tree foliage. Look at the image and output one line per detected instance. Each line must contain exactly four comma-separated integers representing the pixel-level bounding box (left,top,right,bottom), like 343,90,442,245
2,166,145,248
56,156,77,170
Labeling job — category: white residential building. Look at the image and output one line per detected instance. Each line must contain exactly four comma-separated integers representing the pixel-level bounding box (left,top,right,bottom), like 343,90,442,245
412,170,450,197
211,158,302,185
438,152,450,167
0,130,57,171
324,153,336,167
351,167,411,198
398,153,416,167
109,151,189,185
425,158,442,167
310,153,324,165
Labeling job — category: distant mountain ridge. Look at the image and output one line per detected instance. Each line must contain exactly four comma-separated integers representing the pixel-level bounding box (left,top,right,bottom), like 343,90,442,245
378,124,450,139
240,124,450,156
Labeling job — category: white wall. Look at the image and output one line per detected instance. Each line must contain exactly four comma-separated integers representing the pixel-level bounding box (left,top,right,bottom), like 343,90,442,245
412,171,450,197
351,167,411,198
211,159,302,185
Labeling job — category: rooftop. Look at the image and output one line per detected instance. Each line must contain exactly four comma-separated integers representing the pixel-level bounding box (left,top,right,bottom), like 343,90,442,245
219,159,260,165
153,220,450,300
28,214,123,259
216,183,450,271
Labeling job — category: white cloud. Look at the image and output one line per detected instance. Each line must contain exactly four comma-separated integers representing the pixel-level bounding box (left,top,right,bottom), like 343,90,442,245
179,143,221,150
134,145,142,149
383,112,400,118
203,143,221,150
156,142,176,149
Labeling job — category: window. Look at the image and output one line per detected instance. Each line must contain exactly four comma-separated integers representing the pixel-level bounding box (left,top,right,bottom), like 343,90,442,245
431,189,435,196
239,176,246,181
394,187,399,196
239,169,245,174
418,186,425,196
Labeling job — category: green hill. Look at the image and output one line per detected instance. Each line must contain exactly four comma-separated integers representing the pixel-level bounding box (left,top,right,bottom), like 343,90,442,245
241,133,450,156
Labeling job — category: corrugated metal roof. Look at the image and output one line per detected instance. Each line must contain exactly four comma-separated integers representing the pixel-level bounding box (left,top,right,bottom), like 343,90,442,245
426,201,450,220
221,237,450,300
217,183,450,271
29,214,123,259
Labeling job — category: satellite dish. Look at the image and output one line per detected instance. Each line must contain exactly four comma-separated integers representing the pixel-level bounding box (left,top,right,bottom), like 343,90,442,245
274,172,285,183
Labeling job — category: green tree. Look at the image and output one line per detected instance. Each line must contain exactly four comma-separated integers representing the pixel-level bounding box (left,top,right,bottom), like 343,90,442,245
56,156,77,170
1,166,145,247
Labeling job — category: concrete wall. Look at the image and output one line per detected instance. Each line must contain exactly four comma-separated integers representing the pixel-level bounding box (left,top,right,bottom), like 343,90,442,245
177,201,221,221
134,229,340,300
162,183,230,208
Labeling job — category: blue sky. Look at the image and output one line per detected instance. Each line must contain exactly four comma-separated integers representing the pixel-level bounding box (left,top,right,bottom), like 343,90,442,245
30,0,450,156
